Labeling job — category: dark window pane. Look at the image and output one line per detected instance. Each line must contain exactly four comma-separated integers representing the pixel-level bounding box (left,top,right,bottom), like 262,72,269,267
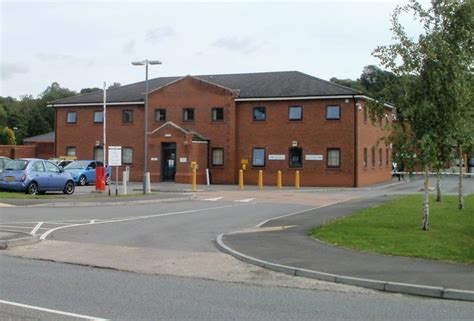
123,110,133,123
212,108,224,121
155,109,166,122
253,107,266,121
289,147,302,167
183,108,194,121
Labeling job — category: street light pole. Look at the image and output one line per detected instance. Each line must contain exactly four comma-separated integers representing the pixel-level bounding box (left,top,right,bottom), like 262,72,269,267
132,59,162,194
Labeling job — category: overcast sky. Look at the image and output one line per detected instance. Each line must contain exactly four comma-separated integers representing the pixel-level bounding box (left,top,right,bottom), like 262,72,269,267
1,0,426,99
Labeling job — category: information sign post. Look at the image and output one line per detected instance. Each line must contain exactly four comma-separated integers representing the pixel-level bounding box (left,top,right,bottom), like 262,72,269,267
108,146,122,196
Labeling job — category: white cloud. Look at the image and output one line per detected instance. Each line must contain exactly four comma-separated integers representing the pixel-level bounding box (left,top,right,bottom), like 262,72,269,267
211,36,265,54
36,53,94,66
123,40,136,54
1,63,30,80
145,26,176,44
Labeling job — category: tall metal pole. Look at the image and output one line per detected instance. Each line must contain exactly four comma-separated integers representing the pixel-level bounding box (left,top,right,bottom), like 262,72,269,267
143,60,149,194
103,82,107,166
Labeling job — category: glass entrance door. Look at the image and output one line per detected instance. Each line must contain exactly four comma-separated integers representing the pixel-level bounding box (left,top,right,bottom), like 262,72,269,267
161,142,176,181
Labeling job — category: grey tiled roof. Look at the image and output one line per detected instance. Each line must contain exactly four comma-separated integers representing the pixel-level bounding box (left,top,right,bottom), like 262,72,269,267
23,131,55,143
49,71,361,105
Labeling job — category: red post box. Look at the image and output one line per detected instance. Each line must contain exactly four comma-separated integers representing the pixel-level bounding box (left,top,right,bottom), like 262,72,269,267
95,166,106,191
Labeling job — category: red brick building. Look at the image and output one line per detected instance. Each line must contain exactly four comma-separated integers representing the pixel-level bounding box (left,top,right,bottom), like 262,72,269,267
49,71,393,187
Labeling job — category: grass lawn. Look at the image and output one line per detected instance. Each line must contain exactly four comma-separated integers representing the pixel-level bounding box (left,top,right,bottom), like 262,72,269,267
311,194,474,264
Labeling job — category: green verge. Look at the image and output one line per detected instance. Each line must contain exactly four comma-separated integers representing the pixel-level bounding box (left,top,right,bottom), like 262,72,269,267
311,194,474,264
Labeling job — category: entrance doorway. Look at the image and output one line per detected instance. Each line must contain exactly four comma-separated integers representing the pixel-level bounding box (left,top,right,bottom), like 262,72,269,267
161,142,176,181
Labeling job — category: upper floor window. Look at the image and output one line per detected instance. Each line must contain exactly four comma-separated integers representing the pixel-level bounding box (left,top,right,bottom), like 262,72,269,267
94,111,104,123
289,147,303,168
372,147,376,167
289,106,303,121
253,106,266,121
252,148,266,167
326,105,341,120
67,111,77,124
122,110,133,123
183,108,194,122
211,107,224,122
379,148,383,166
155,109,166,122
327,148,341,168
212,148,224,166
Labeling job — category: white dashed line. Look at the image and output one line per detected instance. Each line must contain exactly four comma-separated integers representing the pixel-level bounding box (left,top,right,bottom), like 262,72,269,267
235,198,255,203
30,222,44,235
204,197,224,201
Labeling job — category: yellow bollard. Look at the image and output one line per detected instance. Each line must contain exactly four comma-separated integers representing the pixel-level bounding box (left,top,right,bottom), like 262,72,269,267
258,170,263,190
277,170,282,190
239,169,244,190
295,170,300,189
192,168,197,192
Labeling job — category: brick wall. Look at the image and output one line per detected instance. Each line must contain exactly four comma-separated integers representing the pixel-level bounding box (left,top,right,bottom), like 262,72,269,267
0,145,37,159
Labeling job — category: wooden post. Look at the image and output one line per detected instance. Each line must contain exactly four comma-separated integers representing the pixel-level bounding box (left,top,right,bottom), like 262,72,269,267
277,170,282,190
258,170,263,190
295,170,300,189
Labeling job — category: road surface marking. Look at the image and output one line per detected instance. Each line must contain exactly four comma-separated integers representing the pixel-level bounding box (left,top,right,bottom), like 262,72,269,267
31,222,44,234
235,225,297,234
0,225,47,231
203,197,224,201
235,198,255,203
0,203,15,207
0,299,108,320
39,203,251,240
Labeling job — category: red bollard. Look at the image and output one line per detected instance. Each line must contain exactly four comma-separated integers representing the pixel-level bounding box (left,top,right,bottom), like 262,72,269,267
95,166,106,191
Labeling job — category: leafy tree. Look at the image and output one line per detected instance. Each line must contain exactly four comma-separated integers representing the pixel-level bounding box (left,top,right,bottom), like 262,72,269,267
373,0,473,229
80,87,101,94
108,82,121,90
4,127,16,145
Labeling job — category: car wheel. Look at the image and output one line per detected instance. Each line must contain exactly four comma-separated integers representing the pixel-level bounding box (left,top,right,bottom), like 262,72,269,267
106,175,111,185
26,182,38,195
79,175,87,186
63,181,75,195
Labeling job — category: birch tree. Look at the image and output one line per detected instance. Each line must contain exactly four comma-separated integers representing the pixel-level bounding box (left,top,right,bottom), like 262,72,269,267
374,0,473,229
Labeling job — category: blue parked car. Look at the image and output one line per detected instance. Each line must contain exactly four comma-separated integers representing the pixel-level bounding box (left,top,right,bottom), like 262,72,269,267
64,160,111,186
0,158,75,195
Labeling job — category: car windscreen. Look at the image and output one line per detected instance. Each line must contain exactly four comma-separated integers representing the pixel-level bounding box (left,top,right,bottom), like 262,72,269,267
4,160,28,171
65,161,89,169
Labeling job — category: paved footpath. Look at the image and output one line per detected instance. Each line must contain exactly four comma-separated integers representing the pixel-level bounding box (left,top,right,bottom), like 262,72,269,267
218,195,474,300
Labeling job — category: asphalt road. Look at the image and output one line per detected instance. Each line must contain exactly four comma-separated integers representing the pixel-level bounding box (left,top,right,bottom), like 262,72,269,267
1,255,473,321
1,176,473,320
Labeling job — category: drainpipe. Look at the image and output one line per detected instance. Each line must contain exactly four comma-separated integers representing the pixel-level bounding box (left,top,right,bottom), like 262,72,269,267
353,95,359,188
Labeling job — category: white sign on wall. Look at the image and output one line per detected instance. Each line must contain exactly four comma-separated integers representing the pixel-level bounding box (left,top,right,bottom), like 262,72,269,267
305,154,323,161
269,154,286,161
179,157,188,163
108,146,122,166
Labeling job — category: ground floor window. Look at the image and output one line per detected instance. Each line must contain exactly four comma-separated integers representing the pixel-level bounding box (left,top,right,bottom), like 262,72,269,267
289,147,302,167
327,148,341,168
363,148,368,168
212,148,224,166
252,148,265,167
94,146,104,161
66,146,76,157
123,147,133,164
